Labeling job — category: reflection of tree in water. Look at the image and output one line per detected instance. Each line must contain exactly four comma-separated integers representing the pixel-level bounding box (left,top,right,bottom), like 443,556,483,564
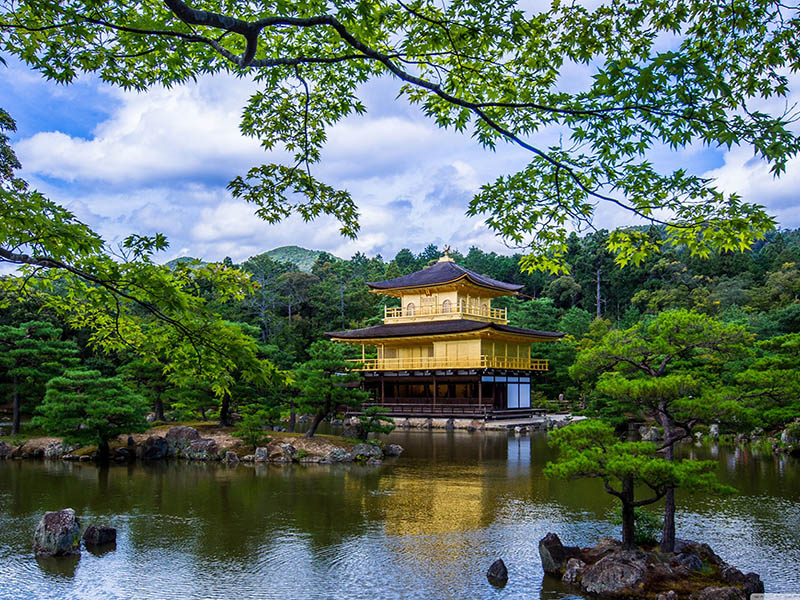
120,462,384,559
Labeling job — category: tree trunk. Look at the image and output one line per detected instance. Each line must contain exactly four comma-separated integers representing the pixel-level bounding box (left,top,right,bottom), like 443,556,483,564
621,475,636,549
219,396,231,427
288,406,296,433
596,268,602,318
154,396,165,422
305,412,325,438
659,404,677,553
305,397,330,438
97,439,110,462
340,281,345,329
661,488,676,553
11,375,20,435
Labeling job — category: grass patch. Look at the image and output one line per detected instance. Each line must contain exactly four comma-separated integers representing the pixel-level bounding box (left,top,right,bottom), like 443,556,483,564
649,571,732,598
0,426,49,445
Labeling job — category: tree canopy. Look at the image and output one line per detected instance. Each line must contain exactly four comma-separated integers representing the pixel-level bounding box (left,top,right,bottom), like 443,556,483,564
2,0,798,271
545,419,732,549
295,340,369,437
0,320,79,434
34,368,149,458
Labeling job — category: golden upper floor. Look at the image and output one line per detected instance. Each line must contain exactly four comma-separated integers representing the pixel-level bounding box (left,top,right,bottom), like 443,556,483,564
368,255,519,325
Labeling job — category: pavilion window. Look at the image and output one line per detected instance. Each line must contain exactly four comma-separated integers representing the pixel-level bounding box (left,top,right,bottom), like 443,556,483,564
406,302,416,316
454,383,470,398
442,299,451,313
481,303,488,315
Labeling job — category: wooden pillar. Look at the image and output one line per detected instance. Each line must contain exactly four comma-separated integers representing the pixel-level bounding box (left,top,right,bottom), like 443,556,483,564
432,373,437,409
380,375,385,407
478,374,483,413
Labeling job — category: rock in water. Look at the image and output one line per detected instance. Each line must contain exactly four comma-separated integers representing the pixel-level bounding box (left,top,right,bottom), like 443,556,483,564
538,532,581,576
267,442,296,463
326,448,353,463
33,509,82,556
781,425,799,447
445,418,455,431
139,436,168,461
562,558,586,584
254,447,269,462
186,438,219,460
0,441,9,459
720,565,764,597
351,443,382,460
580,550,648,596
165,425,201,456
382,444,404,457
82,525,116,546
224,451,239,464
692,587,746,600
486,559,508,586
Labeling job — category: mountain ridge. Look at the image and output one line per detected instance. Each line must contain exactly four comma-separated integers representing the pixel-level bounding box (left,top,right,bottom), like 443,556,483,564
164,245,335,272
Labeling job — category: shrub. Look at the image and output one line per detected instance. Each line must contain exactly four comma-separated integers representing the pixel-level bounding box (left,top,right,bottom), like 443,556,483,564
233,410,272,450
357,406,396,440
613,507,663,546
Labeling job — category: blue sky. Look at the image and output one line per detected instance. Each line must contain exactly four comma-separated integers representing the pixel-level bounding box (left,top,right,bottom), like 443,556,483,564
2,56,799,265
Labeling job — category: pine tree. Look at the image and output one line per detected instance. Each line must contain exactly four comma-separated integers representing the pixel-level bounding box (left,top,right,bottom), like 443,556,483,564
570,310,751,552
544,420,732,550
34,369,149,459
117,356,170,421
295,341,369,438
0,320,79,434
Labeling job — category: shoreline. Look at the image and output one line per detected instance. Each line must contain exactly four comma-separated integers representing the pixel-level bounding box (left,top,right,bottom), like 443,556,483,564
0,423,403,465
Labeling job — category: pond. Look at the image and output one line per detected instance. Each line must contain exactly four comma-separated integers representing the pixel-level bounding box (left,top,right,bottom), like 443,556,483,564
1,430,798,599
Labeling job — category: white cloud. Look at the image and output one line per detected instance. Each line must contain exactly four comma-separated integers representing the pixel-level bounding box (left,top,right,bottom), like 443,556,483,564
703,147,800,228
16,76,269,185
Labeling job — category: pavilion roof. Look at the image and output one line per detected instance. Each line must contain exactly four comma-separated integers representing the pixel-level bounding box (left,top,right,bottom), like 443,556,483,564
367,259,523,293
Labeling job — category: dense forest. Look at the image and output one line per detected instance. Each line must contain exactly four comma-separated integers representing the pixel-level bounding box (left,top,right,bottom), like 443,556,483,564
2,226,800,435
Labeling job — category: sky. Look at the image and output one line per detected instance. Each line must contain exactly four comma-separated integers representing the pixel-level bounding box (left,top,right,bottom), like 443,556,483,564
2,52,799,266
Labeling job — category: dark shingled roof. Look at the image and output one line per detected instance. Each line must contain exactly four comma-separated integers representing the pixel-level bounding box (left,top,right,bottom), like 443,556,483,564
326,319,563,340
367,260,523,292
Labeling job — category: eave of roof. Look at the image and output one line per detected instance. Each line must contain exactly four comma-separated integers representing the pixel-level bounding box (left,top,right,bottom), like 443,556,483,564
326,319,563,341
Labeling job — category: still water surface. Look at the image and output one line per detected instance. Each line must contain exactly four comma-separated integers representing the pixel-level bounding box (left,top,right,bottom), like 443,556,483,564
1,430,798,600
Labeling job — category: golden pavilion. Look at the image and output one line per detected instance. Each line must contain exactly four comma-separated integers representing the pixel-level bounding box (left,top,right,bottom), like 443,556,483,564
326,254,563,418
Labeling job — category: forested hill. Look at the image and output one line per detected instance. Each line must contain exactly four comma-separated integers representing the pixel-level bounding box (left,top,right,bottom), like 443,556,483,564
164,246,327,273
260,246,327,272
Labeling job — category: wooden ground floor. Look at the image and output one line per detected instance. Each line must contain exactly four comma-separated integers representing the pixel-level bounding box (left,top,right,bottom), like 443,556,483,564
359,369,545,419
